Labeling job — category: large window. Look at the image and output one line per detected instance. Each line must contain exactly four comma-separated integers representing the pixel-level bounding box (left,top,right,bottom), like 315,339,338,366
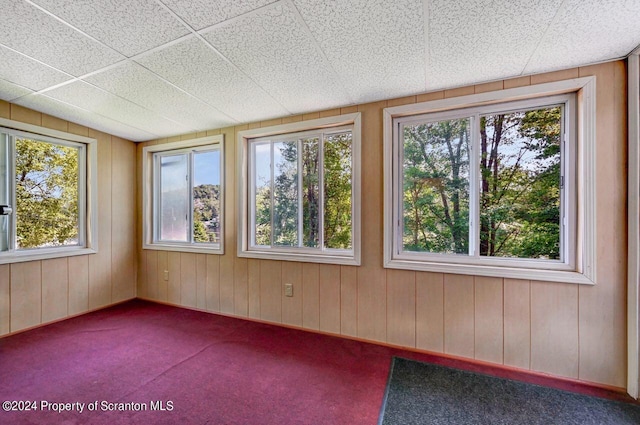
142,136,224,254
0,121,97,263
238,114,361,265
384,78,597,284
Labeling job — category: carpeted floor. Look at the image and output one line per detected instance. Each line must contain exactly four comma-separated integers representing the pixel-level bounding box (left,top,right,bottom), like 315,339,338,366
379,357,640,425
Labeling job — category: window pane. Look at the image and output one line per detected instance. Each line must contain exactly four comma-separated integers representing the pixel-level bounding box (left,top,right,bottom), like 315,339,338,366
15,138,79,249
301,137,319,248
253,142,271,246
402,118,470,254
324,132,352,250
273,141,298,246
193,150,220,244
159,154,188,242
479,107,562,259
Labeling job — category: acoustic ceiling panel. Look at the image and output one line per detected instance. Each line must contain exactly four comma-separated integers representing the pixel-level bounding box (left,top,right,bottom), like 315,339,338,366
0,0,124,76
0,45,72,91
160,0,276,30
30,0,190,57
135,36,289,124
0,79,34,103
201,2,352,114
292,0,427,103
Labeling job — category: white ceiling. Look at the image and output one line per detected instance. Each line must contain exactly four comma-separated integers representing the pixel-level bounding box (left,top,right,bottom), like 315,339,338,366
0,0,639,142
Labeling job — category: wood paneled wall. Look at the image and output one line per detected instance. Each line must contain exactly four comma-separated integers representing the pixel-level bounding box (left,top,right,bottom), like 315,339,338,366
136,61,627,388
0,102,137,336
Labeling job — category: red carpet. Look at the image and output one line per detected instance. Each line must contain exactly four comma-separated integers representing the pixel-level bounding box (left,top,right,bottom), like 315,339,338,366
0,300,632,424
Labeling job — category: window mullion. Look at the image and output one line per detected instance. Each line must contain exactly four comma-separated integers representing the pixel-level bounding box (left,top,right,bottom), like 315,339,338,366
469,114,480,258
318,135,325,251
297,139,303,248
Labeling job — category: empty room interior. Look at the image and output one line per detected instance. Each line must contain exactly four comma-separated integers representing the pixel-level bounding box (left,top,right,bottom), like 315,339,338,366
1,0,640,423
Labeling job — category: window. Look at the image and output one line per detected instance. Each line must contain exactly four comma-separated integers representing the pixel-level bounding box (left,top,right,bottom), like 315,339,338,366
384,78,597,284
0,120,97,263
238,113,361,265
142,136,224,254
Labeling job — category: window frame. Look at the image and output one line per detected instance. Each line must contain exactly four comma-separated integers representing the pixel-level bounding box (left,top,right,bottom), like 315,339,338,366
237,113,361,265
383,77,597,285
0,118,98,264
142,135,225,255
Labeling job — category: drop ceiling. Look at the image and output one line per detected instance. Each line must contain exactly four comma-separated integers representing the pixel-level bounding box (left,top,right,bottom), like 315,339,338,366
0,0,639,142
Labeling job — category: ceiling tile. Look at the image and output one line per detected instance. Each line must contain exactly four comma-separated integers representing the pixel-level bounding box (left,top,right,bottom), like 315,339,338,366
292,0,426,103
161,0,276,30
84,61,236,131
426,0,561,90
15,94,157,141
202,2,352,114
30,0,190,57
524,0,640,75
0,45,72,91
0,0,124,76
136,36,289,123
44,81,193,137
0,79,34,102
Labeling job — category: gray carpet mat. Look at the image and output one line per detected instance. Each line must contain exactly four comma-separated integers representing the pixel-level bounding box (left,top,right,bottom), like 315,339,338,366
379,357,640,425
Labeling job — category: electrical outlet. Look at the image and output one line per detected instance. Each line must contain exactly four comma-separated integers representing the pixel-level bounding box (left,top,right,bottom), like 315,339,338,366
163,270,169,281
284,283,293,297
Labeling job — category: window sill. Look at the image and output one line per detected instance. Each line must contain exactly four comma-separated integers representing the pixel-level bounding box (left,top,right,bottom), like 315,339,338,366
143,243,223,255
384,258,595,285
0,246,97,265
238,249,360,266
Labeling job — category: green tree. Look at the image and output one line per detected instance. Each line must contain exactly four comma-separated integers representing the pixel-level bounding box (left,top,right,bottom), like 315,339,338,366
15,138,79,248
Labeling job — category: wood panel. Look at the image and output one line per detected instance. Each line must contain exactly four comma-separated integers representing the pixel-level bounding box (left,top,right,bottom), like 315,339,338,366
302,263,319,330
41,258,68,323
10,261,42,332
156,250,168,302
196,254,207,310
531,280,579,378
247,259,260,318
67,256,89,316
386,269,416,348
233,257,248,315
356,267,387,342
180,253,197,308
474,276,503,364
340,265,357,337
259,260,281,323
145,250,158,300
0,265,9,335
281,261,302,327
444,274,474,358
219,254,234,314
167,252,181,305
416,272,444,353
11,104,41,125
503,279,531,370
205,254,220,312
319,264,341,334
0,100,9,118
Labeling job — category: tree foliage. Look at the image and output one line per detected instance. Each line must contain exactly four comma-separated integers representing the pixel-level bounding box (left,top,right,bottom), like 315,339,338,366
15,138,79,248
193,184,220,243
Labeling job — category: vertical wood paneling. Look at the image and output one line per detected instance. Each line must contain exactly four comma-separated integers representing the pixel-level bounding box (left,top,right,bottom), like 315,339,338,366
504,279,531,370
205,254,220,312
444,274,474,358
180,253,197,308
136,144,146,300
196,254,207,310
11,104,41,125
302,263,319,329
67,256,89,316
156,250,168,302
386,269,416,348
474,276,503,364
167,252,181,305
416,272,444,353
259,260,281,323
340,265,357,337
319,264,341,334
281,262,302,327
41,258,68,323
89,131,112,310
145,250,158,300
10,262,42,332
247,259,260,318
357,267,387,342
0,265,9,335
531,280,579,378
233,258,248,315
219,255,234,314
0,100,10,118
